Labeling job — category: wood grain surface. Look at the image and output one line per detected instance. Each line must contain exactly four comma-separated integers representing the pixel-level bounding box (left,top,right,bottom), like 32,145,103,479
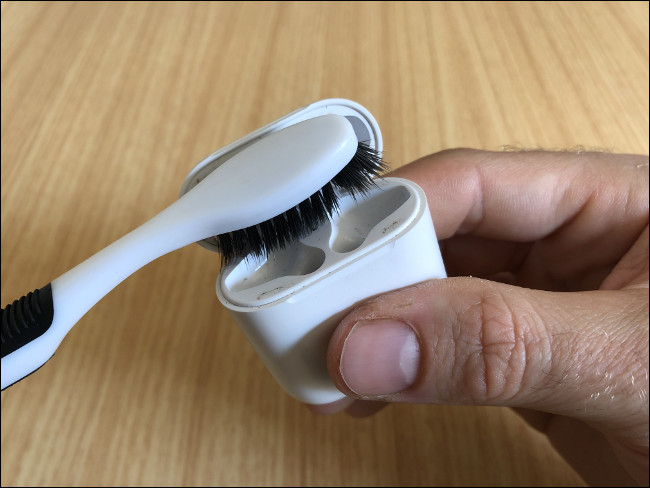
1,1,648,486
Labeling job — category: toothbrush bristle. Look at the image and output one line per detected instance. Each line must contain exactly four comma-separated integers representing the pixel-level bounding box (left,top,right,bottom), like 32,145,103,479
216,141,389,266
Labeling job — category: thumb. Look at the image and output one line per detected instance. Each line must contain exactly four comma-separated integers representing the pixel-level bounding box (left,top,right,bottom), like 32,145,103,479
328,277,647,429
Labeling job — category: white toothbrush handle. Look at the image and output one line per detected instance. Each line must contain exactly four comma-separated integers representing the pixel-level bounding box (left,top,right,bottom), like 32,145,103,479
1,114,361,390
0,202,207,390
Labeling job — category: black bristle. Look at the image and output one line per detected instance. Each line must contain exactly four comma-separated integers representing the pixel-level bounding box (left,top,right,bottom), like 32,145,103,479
218,232,234,261
284,206,303,239
217,141,388,266
320,183,339,215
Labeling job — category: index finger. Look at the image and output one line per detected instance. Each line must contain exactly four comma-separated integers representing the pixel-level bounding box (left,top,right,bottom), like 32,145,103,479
390,149,649,288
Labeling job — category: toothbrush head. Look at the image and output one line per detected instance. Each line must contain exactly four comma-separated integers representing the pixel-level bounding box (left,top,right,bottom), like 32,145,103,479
216,141,389,265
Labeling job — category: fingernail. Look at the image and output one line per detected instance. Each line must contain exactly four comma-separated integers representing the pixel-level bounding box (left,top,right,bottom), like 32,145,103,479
340,320,420,396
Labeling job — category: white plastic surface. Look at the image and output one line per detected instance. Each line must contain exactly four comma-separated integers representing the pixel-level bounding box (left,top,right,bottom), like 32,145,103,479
179,98,383,253
1,113,361,390
217,178,447,404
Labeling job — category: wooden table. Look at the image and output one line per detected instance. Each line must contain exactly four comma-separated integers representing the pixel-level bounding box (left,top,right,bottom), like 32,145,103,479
2,2,647,486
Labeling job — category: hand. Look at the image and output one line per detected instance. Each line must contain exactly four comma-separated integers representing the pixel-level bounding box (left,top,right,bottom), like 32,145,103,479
309,149,649,486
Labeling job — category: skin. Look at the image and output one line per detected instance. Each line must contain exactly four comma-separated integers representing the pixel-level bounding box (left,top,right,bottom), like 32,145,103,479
308,149,649,487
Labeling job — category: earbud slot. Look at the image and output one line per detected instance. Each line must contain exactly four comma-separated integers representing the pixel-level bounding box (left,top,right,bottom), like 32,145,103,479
330,185,410,253
224,241,326,294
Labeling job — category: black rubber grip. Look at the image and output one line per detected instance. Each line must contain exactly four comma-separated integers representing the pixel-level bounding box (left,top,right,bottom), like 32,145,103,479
1,284,54,358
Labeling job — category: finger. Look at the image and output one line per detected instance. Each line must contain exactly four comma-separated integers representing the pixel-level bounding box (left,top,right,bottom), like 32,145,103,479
601,226,649,291
438,234,532,282
327,277,648,437
390,149,649,289
390,148,648,241
440,234,611,291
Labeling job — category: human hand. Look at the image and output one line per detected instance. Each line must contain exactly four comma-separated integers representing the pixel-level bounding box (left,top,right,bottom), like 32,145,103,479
309,149,649,486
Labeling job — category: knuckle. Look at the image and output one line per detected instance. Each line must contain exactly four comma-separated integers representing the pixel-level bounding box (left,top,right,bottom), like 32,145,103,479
453,286,547,404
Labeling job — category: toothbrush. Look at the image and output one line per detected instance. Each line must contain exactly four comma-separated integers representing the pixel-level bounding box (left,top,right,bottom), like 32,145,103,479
0,114,388,390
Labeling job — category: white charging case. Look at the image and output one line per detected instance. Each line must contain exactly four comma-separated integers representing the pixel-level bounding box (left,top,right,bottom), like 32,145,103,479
180,99,447,405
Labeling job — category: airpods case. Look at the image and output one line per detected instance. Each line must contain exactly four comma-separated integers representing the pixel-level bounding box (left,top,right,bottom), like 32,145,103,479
180,99,447,405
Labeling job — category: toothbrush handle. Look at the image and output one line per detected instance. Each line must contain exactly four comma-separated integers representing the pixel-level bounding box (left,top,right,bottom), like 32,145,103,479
0,202,206,391
1,285,55,384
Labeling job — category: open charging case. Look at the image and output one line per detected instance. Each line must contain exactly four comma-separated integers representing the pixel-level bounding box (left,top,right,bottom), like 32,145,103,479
179,99,447,405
